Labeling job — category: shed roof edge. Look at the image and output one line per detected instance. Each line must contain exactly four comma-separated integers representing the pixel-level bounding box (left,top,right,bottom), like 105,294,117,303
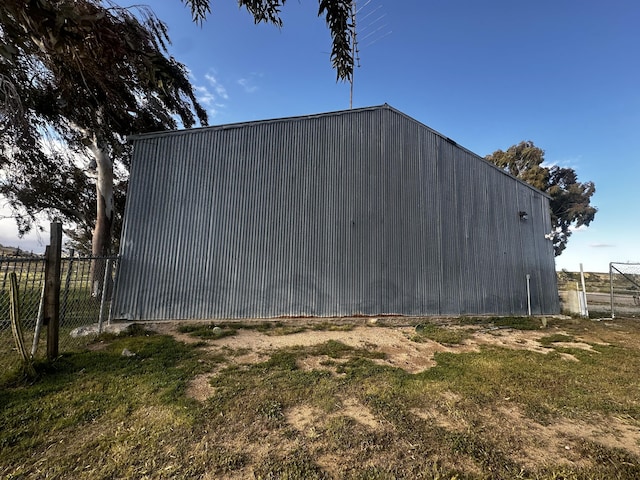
127,104,393,141
128,104,550,199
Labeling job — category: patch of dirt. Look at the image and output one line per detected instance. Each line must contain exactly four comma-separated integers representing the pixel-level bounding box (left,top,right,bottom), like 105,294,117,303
296,355,347,374
152,323,203,345
469,329,551,354
186,373,216,403
152,320,604,406
492,406,640,469
340,397,379,429
173,324,470,376
315,453,343,479
149,318,640,475
558,352,580,361
231,351,269,365
286,398,379,434
372,339,449,372
552,341,598,351
411,402,640,471
554,415,640,457
286,405,321,434
411,392,469,432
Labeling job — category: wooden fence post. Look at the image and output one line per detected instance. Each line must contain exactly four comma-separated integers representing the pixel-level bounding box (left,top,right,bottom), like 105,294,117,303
45,222,63,360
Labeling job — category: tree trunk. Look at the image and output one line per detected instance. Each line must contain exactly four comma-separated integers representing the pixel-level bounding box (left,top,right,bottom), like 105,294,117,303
89,141,113,297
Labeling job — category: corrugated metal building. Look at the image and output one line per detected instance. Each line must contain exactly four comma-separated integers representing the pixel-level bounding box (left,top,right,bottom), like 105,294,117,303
112,105,559,320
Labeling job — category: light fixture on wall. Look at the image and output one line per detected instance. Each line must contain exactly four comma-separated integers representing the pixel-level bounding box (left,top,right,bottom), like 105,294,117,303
519,211,528,221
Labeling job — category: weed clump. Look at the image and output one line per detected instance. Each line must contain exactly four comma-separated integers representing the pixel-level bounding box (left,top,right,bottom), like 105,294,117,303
178,323,237,339
539,333,575,346
412,323,471,345
461,316,546,330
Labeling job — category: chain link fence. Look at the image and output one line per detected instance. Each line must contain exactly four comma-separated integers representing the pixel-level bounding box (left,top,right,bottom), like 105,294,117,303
0,257,46,371
1,255,119,372
610,262,640,319
559,265,640,318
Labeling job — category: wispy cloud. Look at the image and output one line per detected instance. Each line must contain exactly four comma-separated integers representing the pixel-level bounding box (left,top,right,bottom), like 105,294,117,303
195,85,215,106
192,71,228,119
569,225,588,232
205,73,229,100
589,243,615,248
543,154,582,170
237,75,260,94
193,84,221,117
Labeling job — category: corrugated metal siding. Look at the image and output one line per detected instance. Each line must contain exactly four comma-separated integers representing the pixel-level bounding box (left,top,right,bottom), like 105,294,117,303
113,105,560,320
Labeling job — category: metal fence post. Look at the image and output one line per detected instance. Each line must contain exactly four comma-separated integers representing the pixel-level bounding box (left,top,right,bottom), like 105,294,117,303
526,274,532,316
106,258,117,326
31,281,46,358
609,262,615,319
97,258,112,334
579,263,589,318
60,248,75,325
45,222,62,360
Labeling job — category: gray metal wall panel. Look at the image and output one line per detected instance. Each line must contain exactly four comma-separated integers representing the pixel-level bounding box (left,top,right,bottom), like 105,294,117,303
113,105,559,320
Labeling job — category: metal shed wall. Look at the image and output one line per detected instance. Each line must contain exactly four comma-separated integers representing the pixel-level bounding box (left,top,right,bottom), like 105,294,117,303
113,105,559,320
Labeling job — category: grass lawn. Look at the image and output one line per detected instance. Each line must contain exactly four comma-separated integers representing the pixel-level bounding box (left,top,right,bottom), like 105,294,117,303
2,317,640,479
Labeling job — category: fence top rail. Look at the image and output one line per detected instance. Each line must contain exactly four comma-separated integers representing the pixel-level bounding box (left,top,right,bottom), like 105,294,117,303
0,257,46,264
63,255,119,261
610,266,640,290
1,255,119,261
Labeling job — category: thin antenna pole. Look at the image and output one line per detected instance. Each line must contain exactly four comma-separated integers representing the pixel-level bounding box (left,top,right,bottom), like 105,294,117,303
348,0,388,108
350,1,356,109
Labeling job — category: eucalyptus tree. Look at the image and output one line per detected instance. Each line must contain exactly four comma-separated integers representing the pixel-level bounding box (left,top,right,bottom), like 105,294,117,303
1,0,354,259
1,0,207,262
485,141,597,256
181,0,354,81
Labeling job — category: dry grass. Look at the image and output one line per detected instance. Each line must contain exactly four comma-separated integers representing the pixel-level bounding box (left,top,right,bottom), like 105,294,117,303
2,317,640,479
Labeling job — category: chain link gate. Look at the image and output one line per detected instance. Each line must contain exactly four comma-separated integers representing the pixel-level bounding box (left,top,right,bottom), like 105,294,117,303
1,254,119,372
610,262,640,319
0,257,46,370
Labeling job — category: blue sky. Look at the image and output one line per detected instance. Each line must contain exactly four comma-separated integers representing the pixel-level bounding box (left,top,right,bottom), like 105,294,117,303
1,0,638,272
